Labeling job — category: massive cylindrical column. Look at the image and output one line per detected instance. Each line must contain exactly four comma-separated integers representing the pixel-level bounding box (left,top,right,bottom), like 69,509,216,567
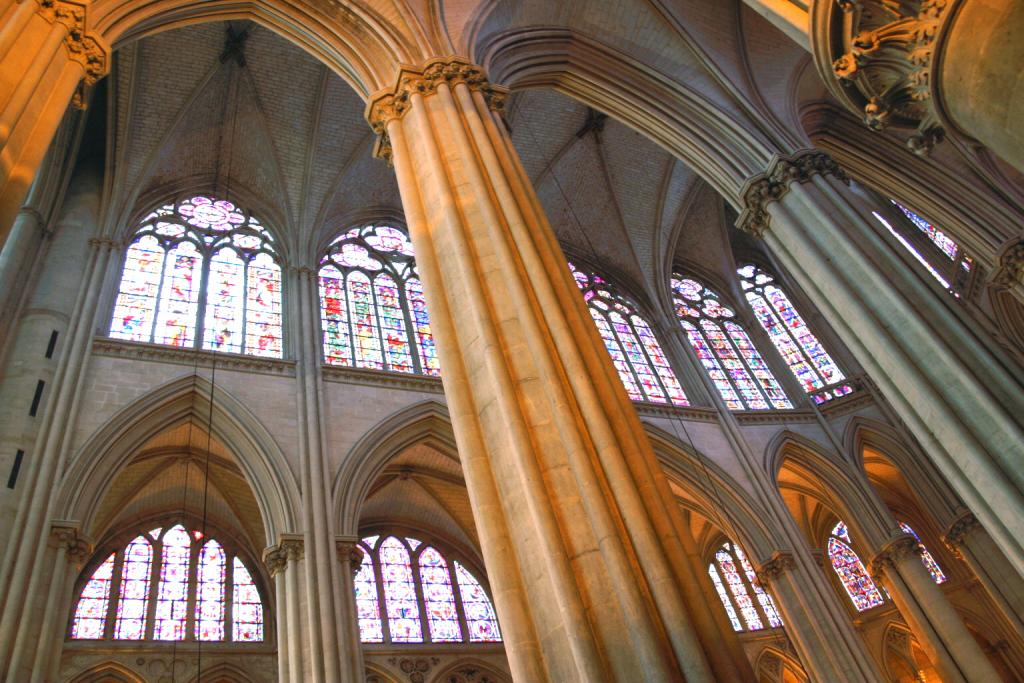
367,56,716,682
737,150,1024,577
870,534,1002,682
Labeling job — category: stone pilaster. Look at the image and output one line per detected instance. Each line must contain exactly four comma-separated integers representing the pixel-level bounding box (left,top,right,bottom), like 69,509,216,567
264,534,306,683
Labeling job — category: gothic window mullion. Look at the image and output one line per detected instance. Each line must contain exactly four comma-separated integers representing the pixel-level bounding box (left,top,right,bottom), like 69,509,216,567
724,325,772,407
144,539,162,640
102,550,125,639
399,274,423,375
371,544,392,643
448,556,471,643
184,540,200,640
193,244,213,351
239,259,250,355
224,550,235,642
606,310,649,400
714,556,748,629
369,274,388,371
410,547,432,643
628,317,672,400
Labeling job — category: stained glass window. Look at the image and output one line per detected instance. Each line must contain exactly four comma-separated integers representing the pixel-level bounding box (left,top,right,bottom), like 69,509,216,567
737,265,852,405
69,524,265,642
110,195,282,357
708,541,783,632
354,535,501,644
829,522,885,612
568,262,688,405
319,225,439,376
899,522,947,584
671,275,791,410
873,203,974,297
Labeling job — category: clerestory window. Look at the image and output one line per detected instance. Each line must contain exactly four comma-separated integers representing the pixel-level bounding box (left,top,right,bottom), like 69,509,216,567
828,521,884,612
707,540,783,632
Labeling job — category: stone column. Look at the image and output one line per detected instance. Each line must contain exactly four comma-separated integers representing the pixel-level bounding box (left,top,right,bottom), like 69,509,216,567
944,512,1024,640
336,536,367,681
736,150,1024,577
811,0,1024,171
367,56,714,682
0,0,107,247
870,534,1002,682
264,535,307,683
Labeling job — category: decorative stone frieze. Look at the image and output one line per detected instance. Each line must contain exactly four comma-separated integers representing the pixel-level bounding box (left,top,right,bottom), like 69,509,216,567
263,534,304,577
756,551,796,586
736,150,849,236
869,533,920,581
335,537,364,576
92,337,298,376
365,57,509,161
49,521,92,567
387,656,438,683
812,0,960,154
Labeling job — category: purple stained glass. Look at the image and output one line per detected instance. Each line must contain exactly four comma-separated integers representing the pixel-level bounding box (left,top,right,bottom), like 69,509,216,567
72,553,115,639
899,522,947,584
354,545,384,643
375,274,414,373
829,522,884,612
454,561,501,642
418,547,463,642
708,563,743,632
716,547,764,630
195,540,226,641
232,557,264,641
320,265,352,365
724,322,791,409
406,279,440,376
632,315,688,405
178,196,245,231
114,537,153,640
379,537,422,642
590,309,644,400
683,321,743,410
733,543,783,628
154,526,191,640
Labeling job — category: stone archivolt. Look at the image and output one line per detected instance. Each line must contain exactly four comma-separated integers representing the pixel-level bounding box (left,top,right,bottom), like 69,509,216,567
815,0,958,155
365,56,508,161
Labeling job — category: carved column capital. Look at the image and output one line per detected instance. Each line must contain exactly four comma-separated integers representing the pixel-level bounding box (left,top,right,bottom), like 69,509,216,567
49,520,92,567
35,0,109,107
869,533,920,581
992,239,1024,288
755,551,796,586
812,0,961,154
262,533,304,577
736,150,849,236
335,536,364,576
365,56,509,161
942,511,981,555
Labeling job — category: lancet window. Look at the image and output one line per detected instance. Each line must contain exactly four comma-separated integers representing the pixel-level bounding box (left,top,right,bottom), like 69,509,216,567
70,524,265,642
110,196,283,358
737,265,852,404
707,541,783,632
670,274,790,410
899,522,947,584
872,201,973,296
353,535,501,644
568,262,688,405
828,522,884,612
319,225,439,376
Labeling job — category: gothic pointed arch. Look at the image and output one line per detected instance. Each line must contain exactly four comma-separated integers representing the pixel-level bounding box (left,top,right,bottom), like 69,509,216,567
429,658,511,683
67,661,145,683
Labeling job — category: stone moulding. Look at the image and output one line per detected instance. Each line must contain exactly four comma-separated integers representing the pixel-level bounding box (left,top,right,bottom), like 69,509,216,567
736,150,849,236
364,56,509,161
321,364,445,394
811,0,962,155
92,337,298,377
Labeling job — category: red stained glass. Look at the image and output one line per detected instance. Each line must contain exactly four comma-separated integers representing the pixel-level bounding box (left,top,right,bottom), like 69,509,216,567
379,537,422,642
71,553,115,639
354,545,384,643
113,537,152,640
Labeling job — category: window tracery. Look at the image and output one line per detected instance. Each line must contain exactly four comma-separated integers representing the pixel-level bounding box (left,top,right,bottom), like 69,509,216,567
828,522,885,612
568,262,688,405
707,541,783,632
353,535,501,644
319,225,439,376
670,275,790,410
70,524,265,642
110,196,283,358
737,265,852,404
898,522,947,584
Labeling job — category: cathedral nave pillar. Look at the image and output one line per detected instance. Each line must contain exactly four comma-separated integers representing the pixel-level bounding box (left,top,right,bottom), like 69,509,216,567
264,535,310,683
367,56,716,683
737,150,1024,580
868,533,1002,682
0,0,107,249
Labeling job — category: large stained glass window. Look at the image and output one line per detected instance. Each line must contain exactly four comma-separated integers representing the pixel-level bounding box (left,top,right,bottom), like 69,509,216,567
70,524,265,642
568,262,688,405
873,202,973,297
737,265,852,404
899,522,947,585
319,225,439,376
708,541,783,632
354,535,501,644
110,196,283,357
828,522,885,612
670,275,790,410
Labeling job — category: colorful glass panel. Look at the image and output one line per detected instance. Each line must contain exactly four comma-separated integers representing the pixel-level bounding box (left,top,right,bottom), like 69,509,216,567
892,201,958,260
899,522,947,584
419,547,463,642
724,322,791,409
375,274,414,373
319,265,352,365
874,212,952,290
454,561,502,642
708,563,743,632
715,546,764,630
632,315,689,404
348,272,385,370
379,537,422,642
110,236,165,342
829,522,884,611
153,526,191,640
195,540,226,641
733,543,783,628
354,546,384,643
113,537,152,640
406,279,440,376
245,252,283,357
232,558,264,641
202,249,245,353
72,553,115,639
152,242,202,348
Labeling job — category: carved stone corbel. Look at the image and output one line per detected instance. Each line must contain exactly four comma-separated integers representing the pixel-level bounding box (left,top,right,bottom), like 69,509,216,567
755,551,797,586
335,536,364,576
